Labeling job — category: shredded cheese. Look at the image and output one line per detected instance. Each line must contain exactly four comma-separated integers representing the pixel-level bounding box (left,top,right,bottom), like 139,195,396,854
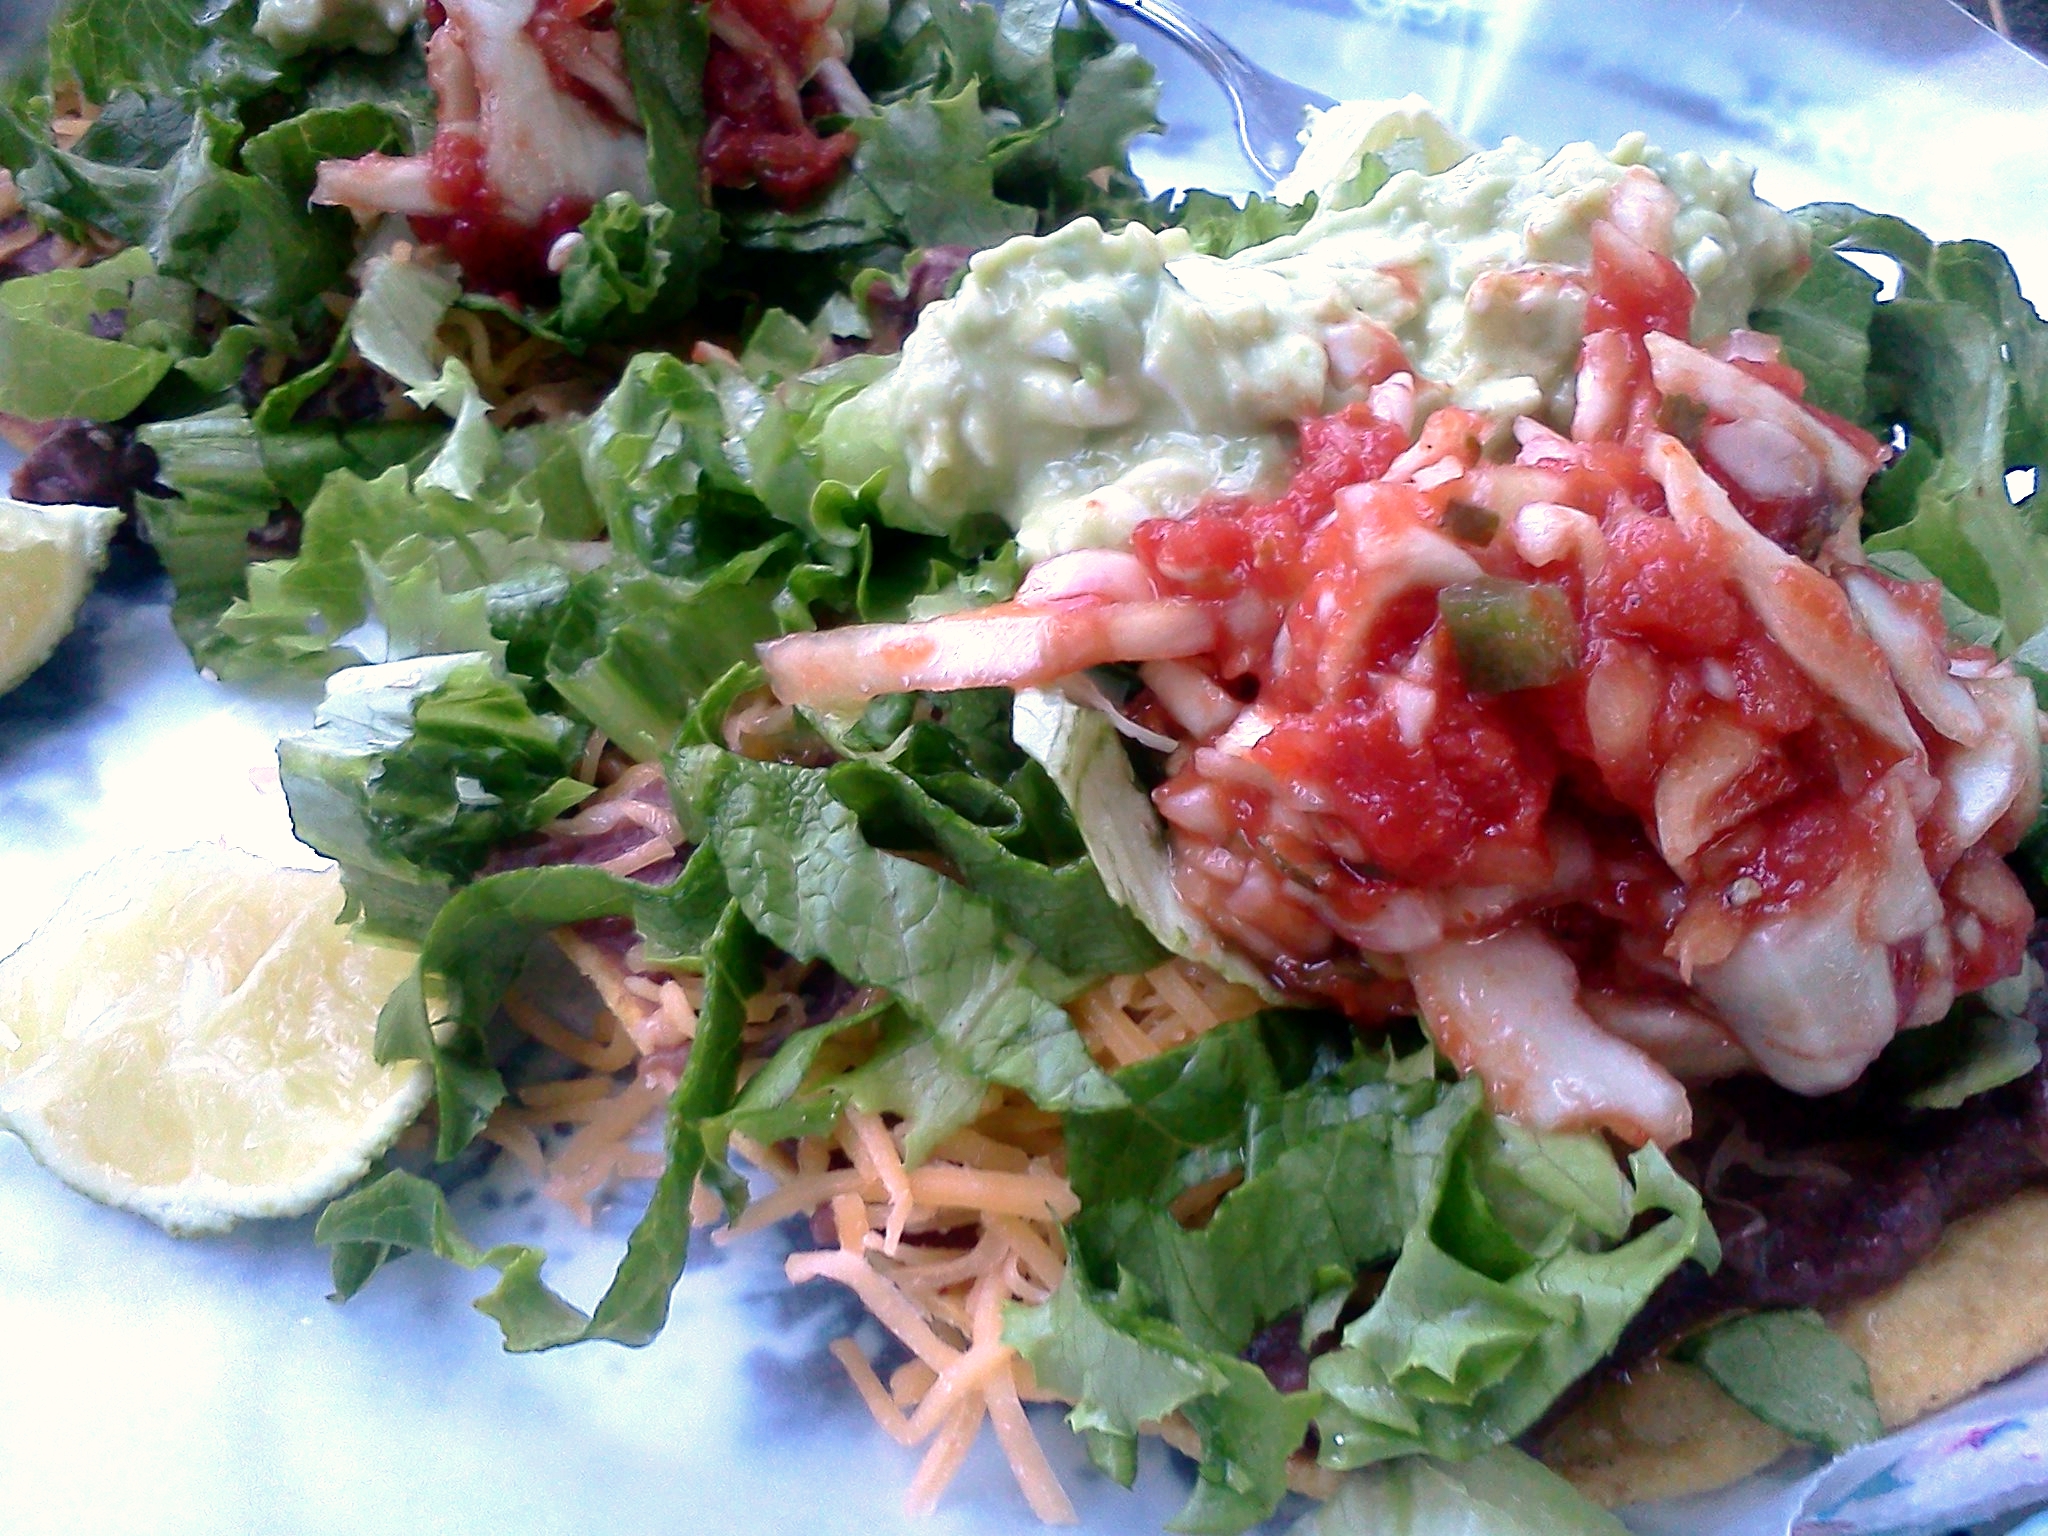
477,785,1268,1522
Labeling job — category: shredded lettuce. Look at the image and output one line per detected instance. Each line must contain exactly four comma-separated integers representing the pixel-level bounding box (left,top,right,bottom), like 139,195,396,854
0,248,174,419
1009,1271,1319,1533
320,894,766,1349
278,652,593,941
1765,205,2048,662
1677,1309,1882,1455
551,193,688,342
823,692,1163,976
1873,990,2042,1111
1154,154,1391,260
1010,1016,1714,1533
677,746,1126,1112
370,852,732,1160
1289,1447,1631,1536
724,0,1159,298
1013,688,1276,994
544,552,791,761
43,0,290,106
710,1002,991,1170
4,94,413,333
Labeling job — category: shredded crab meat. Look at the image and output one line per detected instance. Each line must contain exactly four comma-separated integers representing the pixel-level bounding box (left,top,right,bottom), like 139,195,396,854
1410,925,1693,1145
759,557,1220,708
316,0,650,228
750,179,2044,1146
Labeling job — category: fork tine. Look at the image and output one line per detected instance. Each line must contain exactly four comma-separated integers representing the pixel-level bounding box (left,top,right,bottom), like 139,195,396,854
1089,0,1332,185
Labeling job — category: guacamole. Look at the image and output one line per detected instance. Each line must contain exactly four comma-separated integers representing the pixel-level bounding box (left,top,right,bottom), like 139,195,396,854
822,102,1806,561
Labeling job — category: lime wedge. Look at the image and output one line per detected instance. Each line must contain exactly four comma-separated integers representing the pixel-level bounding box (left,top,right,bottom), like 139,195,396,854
0,496,120,695
0,847,430,1235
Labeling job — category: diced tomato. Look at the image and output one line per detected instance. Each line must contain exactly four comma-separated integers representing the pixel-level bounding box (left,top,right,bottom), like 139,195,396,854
1249,693,1555,889
414,194,593,303
698,0,860,210
1585,219,1695,339
1289,402,1411,511
1133,401,1409,605
1721,788,1857,909
1726,634,1819,738
427,130,489,210
1590,509,1743,656
701,120,858,208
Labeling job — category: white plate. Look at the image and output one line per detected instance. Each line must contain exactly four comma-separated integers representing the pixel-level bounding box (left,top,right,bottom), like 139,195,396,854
5,3,2048,1532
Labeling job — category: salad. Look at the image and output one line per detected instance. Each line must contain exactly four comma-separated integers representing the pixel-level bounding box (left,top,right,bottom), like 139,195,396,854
4,1,2048,1532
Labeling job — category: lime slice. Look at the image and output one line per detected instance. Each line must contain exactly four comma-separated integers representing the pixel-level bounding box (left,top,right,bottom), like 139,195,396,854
0,496,120,695
0,846,430,1235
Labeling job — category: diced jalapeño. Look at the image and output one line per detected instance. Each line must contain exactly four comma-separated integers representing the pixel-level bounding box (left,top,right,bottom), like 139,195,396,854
1442,498,1501,546
1438,577,1582,694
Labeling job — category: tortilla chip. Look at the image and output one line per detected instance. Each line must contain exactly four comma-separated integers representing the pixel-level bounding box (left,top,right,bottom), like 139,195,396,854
1836,1186,2048,1426
1539,1188,2048,1507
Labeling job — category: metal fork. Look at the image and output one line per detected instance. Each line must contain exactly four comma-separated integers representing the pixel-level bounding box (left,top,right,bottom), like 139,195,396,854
1089,0,1336,184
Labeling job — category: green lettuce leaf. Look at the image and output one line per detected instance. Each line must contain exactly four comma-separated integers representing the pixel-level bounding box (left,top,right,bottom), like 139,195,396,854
351,250,460,392
576,349,775,578
44,0,288,106
1310,1135,1709,1467
1161,188,1318,260
1012,688,1276,994
709,1002,989,1169
679,746,1124,1112
613,0,719,311
544,550,792,761
138,402,443,667
1874,994,2042,1111
825,706,1161,976
3,65,410,335
1289,1447,1631,1536
1004,1266,1318,1533
0,248,176,420
731,78,1035,265
372,857,733,1160
1785,204,2048,661
278,652,593,940
1678,1309,1882,1454
205,415,602,678
1066,1021,1438,1356
320,896,767,1349
1012,1015,1713,1532
553,193,685,341
1751,238,1880,423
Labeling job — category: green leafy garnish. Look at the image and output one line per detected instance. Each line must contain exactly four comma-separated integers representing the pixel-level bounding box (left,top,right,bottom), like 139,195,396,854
1679,1309,1883,1454
1009,1016,1714,1533
278,652,594,940
1289,1447,1632,1536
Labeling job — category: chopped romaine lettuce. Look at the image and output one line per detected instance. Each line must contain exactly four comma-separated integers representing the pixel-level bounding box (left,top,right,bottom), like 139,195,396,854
320,895,766,1349
1767,204,2048,665
677,746,1125,1112
1678,1309,1882,1454
1013,688,1277,995
1011,1015,1715,1533
1289,1447,1631,1536
278,651,593,940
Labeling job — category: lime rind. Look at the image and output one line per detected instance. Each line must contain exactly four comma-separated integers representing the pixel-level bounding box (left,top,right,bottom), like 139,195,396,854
0,845,431,1236
0,496,121,696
